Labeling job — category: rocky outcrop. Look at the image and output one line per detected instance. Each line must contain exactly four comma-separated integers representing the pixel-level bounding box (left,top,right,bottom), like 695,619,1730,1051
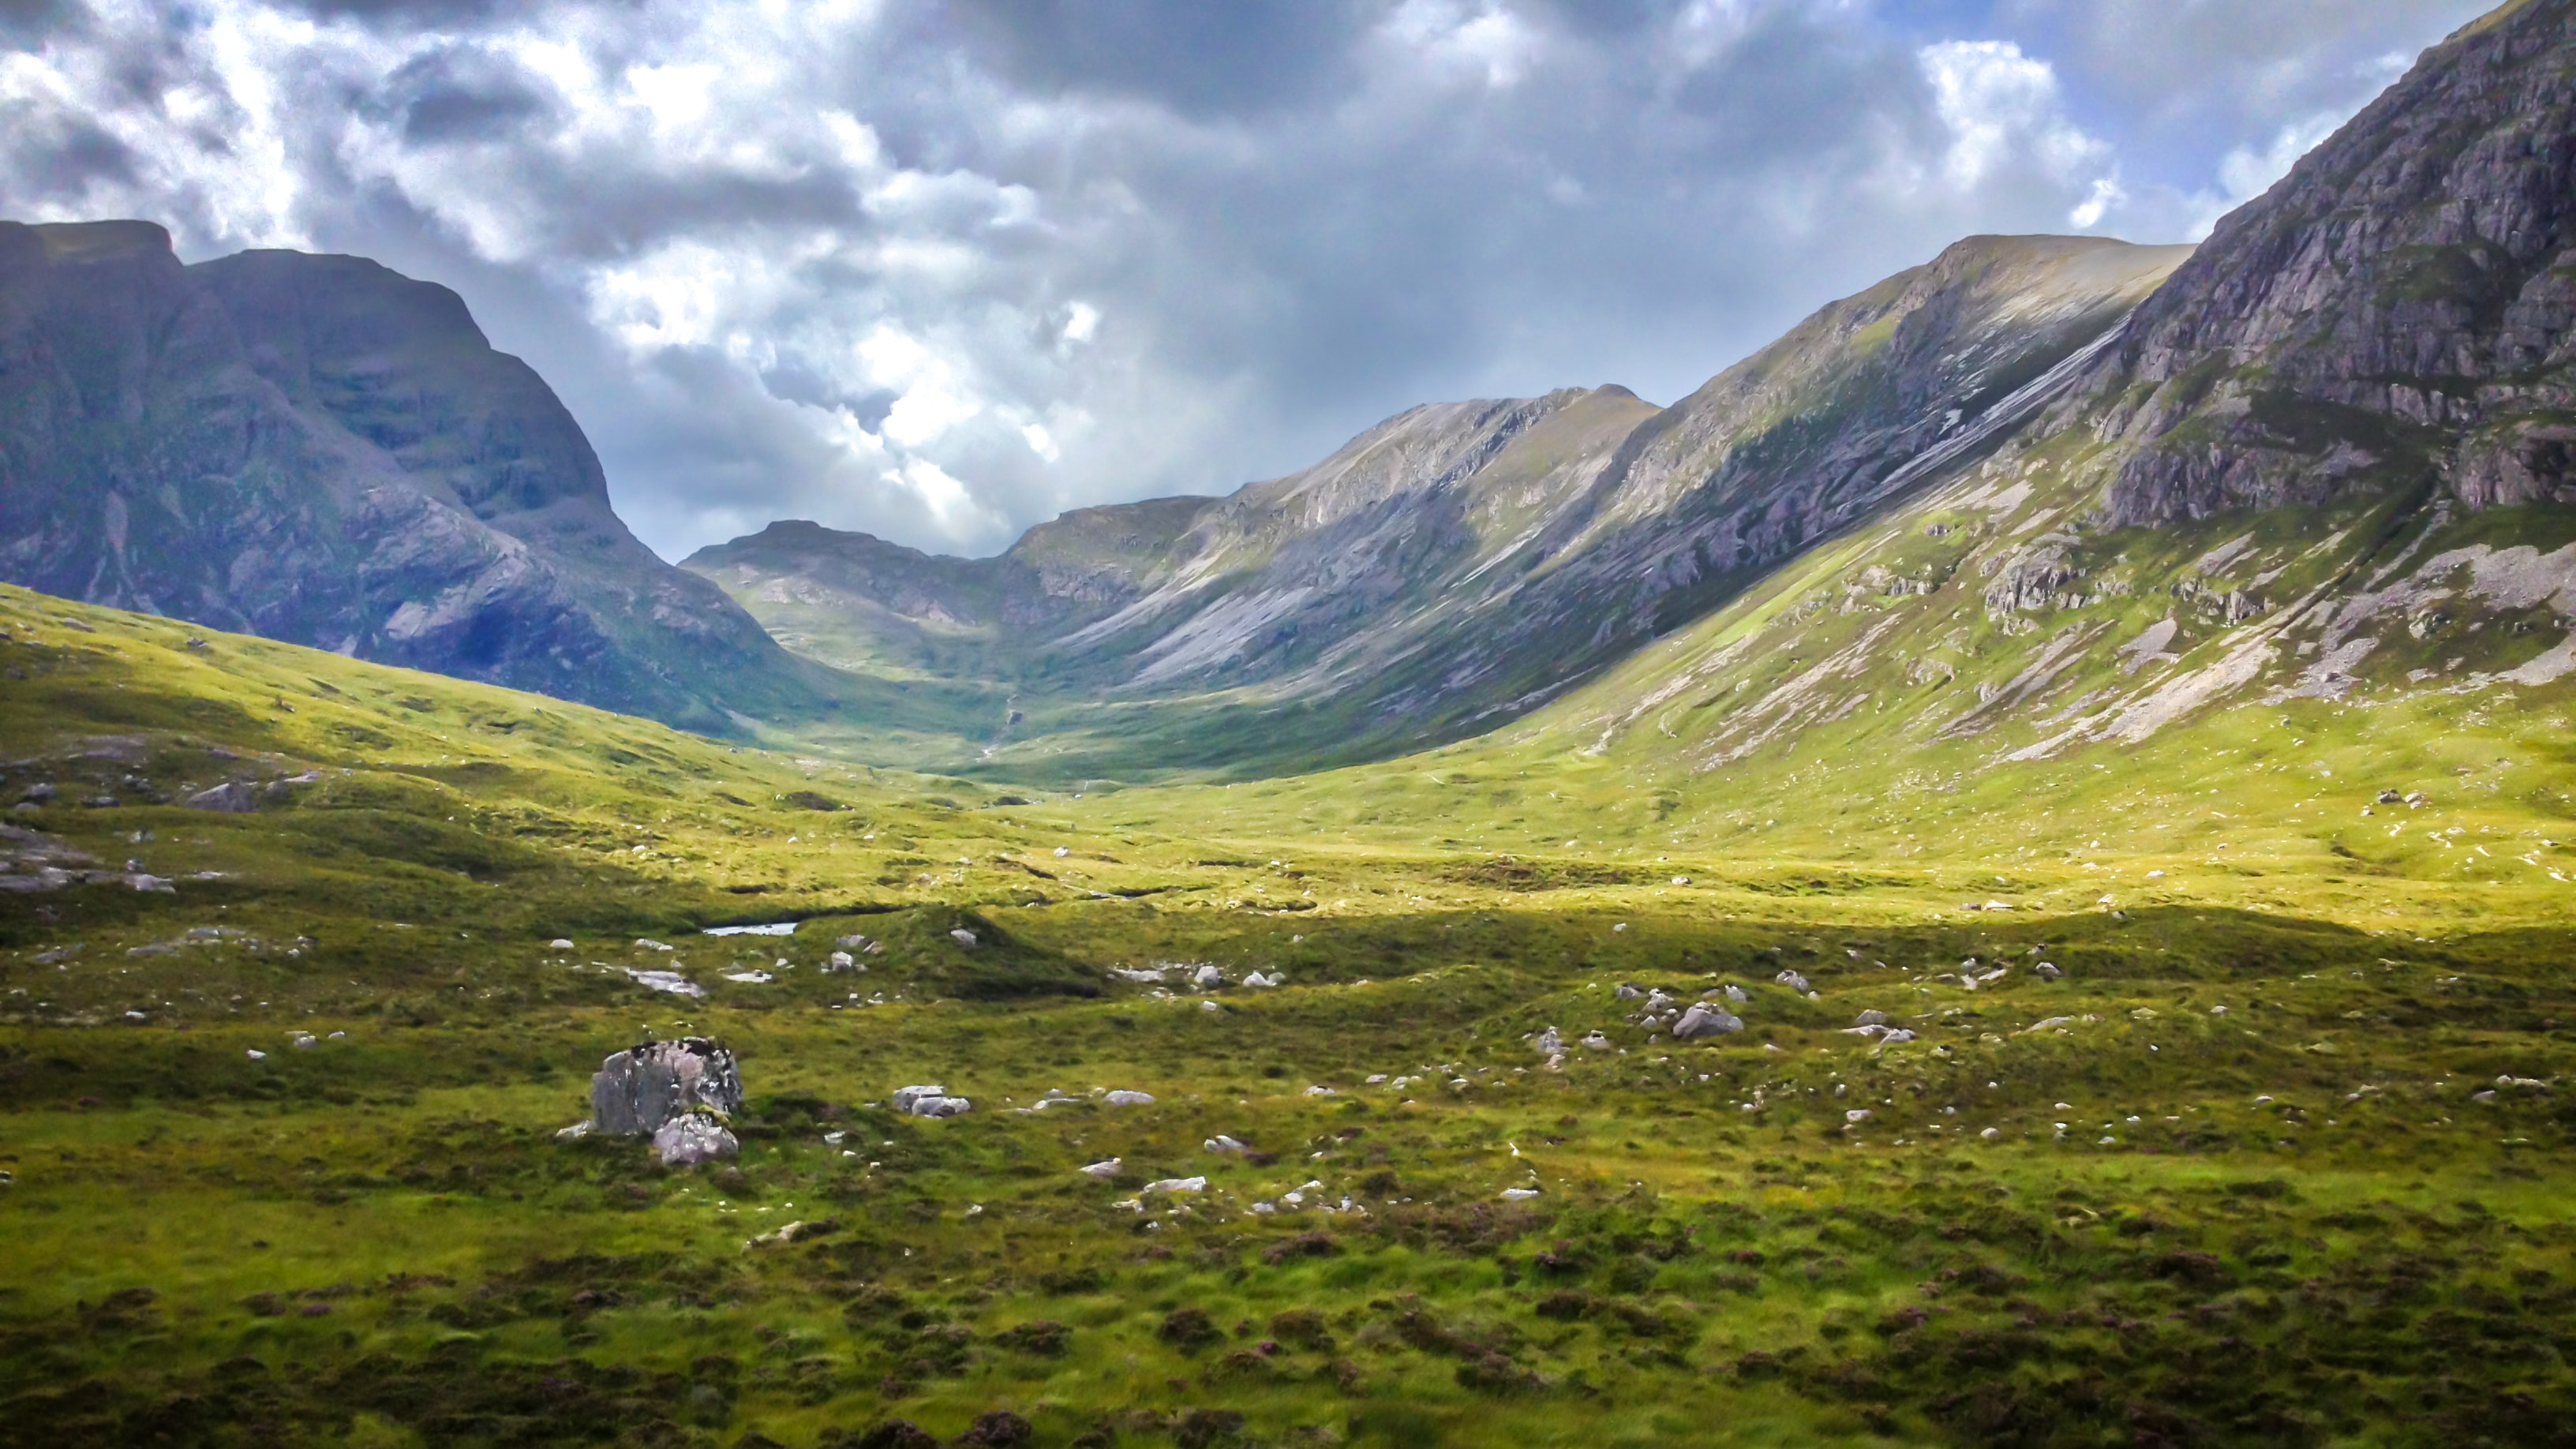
0,221,829,732
2073,0,2576,526
590,1038,743,1135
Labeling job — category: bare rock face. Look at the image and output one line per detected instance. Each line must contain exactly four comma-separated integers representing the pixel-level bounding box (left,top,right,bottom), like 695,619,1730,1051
2072,0,2576,526
591,1038,743,1136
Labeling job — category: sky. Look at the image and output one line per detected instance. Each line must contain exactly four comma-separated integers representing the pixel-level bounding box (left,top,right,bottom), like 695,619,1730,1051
0,0,2498,561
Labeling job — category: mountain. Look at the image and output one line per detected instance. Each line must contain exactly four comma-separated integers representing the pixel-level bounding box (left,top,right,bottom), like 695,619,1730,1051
1448,0,2576,803
0,219,829,734
689,234,2189,777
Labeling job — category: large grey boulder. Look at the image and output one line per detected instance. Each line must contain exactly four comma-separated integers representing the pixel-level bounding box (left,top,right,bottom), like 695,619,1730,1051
591,1037,743,1135
1672,1004,1744,1040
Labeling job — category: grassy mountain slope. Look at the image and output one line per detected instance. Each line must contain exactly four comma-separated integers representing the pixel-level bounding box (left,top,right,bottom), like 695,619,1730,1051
9,565,2576,1446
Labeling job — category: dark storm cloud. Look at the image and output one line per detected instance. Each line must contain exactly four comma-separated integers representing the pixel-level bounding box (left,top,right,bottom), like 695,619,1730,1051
929,0,1382,117
0,0,2505,561
378,47,549,145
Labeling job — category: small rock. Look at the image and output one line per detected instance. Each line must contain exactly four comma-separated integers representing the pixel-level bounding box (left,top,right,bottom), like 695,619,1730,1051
245,1048,266,1060
1845,1109,1872,1122
1979,1127,2000,1140
1672,1004,1744,1040
1855,1009,1889,1027
1103,1090,1155,1106
634,938,674,953
826,951,856,972
1615,983,1643,1000
890,1084,949,1112
1580,1031,1612,1049
1774,970,1810,992
1200,1000,1223,1013
1143,1176,1206,1194
2035,962,2064,980
652,1113,739,1166
1204,1134,1251,1155
556,1120,597,1141
1878,1029,1917,1045
1054,847,1071,858
1500,1187,1541,1200
548,938,575,949
1079,1158,1122,1179
1193,964,1225,988
949,928,979,947
182,782,258,813
1532,1026,1563,1055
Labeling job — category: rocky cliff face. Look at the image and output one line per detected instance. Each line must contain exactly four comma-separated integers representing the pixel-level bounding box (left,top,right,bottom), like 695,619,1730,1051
0,221,822,732
687,236,2185,772
2071,0,2576,525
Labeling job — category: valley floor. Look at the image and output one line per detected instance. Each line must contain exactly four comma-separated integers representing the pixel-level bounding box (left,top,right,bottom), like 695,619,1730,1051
6,582,2576,1449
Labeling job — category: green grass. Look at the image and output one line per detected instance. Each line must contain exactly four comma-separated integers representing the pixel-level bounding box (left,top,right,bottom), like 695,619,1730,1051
9,578,2576,1447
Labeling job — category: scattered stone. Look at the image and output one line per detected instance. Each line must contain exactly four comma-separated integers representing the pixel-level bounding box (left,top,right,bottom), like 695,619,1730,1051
19,784,55,805
592,1038,743,1135
1672,1004,1744,1040
1845,1109,1872,1122
1878,1029,1917,1045
826,951,857,972
1144,1176,1207,1194
622,968,703,998
722,970,774,984
1532,1027,1563,1055
633,938,674,952
892,1084,949,1112
1500,1187,1541,1200
2023,1017,2075,1035
290,1032,316,1050
556,1120,596,1141
1109,966,1166,983
1079,1159,1121,1179
245,1048,266,1060
1242,970,1281,987
2035,962,2064,980
1774,970,1811,992
549,938,575,949
182,782,259,813
1103,1090,1155,1106
1855,1009,1889,1027
653,1113,739,1166
1193,964,1225,988
1979,1127,2001,1140
1580,1031,1612,1049
1204,1134,1251,1155
1670,875,1690,886
744,1219,826,1251
950,928,980,947
1615,983,1644,1000
1054,847,1071,858
1722,984,1750,1005
1200,1001,1223,1014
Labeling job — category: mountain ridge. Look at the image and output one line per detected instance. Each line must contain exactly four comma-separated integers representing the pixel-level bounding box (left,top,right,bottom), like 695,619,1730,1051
691,234,2189,777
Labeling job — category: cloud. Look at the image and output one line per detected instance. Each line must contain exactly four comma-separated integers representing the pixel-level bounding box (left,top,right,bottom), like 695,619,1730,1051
0,0,2496,562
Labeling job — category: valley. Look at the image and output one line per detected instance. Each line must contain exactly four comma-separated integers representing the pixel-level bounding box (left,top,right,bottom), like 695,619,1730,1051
3,2,2576,1445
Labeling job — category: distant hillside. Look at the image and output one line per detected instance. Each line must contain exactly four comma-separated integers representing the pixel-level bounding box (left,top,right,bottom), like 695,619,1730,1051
692,236,2188,777
0,221,835,734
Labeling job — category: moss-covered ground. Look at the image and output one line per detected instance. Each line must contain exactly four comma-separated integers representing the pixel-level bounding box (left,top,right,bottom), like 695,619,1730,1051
8,581,2576,1448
